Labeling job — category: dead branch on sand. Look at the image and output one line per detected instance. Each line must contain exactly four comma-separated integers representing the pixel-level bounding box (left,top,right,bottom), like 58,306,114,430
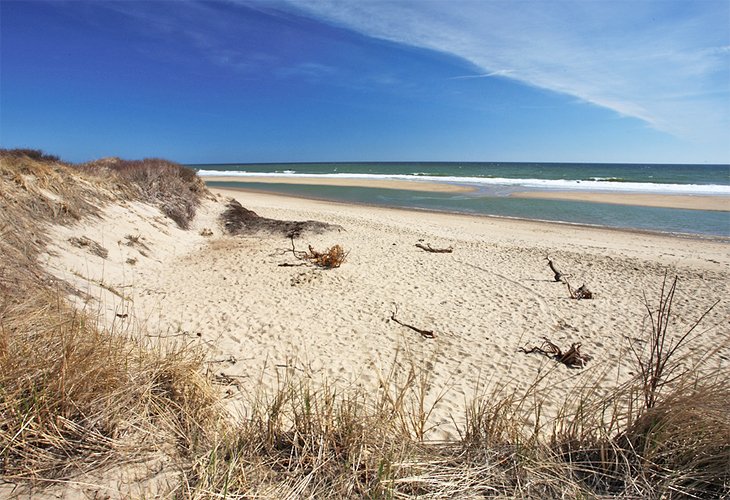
288,236,309,260
546,256,563,282
520,337,592,368
565,280,593,300
390,305,436,339
416,243,453,253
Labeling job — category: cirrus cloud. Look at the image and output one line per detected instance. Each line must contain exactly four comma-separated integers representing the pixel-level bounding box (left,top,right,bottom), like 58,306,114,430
284,0,730,144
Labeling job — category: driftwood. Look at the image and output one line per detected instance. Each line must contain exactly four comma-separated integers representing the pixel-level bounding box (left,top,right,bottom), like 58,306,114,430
390,306,436,339
546,256,563,282
222,199,340,238
288,236,309,260
520,337,592,368
416,243,453,253
566,280,593,300
546,257,592,298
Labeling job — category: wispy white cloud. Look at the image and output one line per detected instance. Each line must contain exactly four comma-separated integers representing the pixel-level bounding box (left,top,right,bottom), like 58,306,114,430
450,69,515,80
286,0,730,143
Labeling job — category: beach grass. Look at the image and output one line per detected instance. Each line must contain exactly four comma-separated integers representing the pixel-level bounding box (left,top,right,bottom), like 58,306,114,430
0,150,219,485
1,149,728,497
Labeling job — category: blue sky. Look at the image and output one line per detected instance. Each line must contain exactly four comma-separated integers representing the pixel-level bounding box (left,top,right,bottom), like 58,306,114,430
1,0,728,164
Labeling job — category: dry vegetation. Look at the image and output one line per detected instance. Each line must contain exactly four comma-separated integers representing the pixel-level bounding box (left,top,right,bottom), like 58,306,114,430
0,150,217,490
221,198,339,238
1,149,728,498
78,156,209,229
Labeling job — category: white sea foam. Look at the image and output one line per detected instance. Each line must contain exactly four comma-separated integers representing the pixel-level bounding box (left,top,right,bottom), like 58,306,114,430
197,170,730,196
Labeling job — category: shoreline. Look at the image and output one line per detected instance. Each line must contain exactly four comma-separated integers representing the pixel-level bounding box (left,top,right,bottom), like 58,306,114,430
208,184,730,243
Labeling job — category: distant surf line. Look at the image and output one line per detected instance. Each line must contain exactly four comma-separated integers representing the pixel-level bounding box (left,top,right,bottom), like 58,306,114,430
196,170,730,196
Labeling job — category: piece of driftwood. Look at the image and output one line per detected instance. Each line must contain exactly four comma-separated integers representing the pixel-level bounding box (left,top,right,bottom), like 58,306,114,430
416,243,453,253
390,305,436,339
222,199,341,238
520,337,592,368
566,280,593,299
546,256,563,282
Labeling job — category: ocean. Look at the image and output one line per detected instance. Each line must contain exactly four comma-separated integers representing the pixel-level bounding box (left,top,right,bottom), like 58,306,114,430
191,162,730,238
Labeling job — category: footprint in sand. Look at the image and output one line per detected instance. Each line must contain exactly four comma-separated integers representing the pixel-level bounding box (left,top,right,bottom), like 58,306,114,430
290,270,321,286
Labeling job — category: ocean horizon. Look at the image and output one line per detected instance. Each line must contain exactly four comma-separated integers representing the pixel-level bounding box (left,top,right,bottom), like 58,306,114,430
193,162,730,238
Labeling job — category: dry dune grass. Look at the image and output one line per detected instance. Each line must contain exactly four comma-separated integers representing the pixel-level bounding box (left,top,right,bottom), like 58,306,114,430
183,346,729,498
0,150,218,487
1,149,728,498
0,150,111,266
0,286,218,481
79,156,208,229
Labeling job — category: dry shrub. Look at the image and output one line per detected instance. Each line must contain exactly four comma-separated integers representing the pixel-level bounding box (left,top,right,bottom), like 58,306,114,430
304,243,348,269
550,373,730,497
80,157,207,229
0,148,61,163
619,377,730,497
1,148,207,237
68,235,109,258
631,274,719,410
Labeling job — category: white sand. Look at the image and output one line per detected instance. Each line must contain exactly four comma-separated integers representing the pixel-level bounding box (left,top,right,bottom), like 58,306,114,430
43,188,730,440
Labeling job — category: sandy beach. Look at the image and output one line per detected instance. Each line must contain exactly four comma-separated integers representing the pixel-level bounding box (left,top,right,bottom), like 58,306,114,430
6,0,729,492
43,186,730,440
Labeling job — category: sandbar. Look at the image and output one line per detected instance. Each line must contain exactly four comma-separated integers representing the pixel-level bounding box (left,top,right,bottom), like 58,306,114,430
512,190,730,211
204,175,474,193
